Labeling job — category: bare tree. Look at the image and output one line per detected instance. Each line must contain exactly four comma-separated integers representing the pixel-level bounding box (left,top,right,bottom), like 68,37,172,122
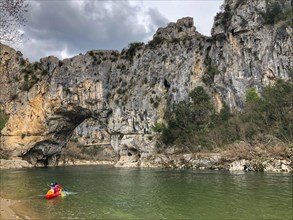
0,0,28,44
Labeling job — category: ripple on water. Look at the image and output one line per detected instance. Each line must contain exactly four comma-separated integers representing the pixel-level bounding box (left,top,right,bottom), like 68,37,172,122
1,167,292,220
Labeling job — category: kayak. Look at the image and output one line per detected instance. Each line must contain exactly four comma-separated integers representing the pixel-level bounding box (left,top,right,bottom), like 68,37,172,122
46,189,61,199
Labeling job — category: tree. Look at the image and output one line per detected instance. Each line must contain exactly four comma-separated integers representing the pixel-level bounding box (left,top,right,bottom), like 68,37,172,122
0,0,28,44
262,79,293,141
0,109,9,131
162,87,214,148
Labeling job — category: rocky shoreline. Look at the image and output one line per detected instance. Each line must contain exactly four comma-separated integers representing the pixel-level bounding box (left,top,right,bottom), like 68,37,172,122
0,158,114,169
116,152,293,173
1,152,292,172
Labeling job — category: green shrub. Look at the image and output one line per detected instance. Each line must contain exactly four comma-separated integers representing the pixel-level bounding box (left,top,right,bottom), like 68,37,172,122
20,59,26,66
161,87,213,148
153,101,159,108
33,62,41,70
150,97,154,104
215,4,233,31
21,72,39,91
152,122,164,132
148,37,165,49
89,51,94,56
158,78,293,151
202,56,220,86
219,104,230,121
202,64,220,85
125,42,144,62
262,2,282,24
19,63,47,91
0,110,9,131
41,69,48,75
261,1,292,25
245,88,261,104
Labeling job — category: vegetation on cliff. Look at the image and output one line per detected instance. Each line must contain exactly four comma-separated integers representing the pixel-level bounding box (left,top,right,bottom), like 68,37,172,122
159,72,293,152
215,0,293,31
122,42,144,62
0,109,9,131
261,0,293,26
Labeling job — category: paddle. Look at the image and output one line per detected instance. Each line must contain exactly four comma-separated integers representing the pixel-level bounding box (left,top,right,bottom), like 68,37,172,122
61,191,66,197
45,184,75,197
61,188,69,196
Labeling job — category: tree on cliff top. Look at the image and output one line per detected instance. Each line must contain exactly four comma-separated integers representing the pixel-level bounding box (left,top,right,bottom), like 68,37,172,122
0,0,28,44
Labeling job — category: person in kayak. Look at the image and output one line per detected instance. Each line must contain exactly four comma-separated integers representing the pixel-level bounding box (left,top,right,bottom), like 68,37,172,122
49,182,56,194
54,182,62,192
46,182,63,199
49,182,62,193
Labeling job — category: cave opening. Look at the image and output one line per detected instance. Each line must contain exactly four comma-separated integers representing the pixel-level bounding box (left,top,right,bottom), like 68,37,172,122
21,108,112,167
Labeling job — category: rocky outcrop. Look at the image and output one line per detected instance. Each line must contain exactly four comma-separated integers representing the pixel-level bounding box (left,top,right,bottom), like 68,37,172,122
116,153,292,173
0,159,32,169
153,17,198,40
0,47,111,165
0,0,292,168
210,0,292,110
228,158,292,172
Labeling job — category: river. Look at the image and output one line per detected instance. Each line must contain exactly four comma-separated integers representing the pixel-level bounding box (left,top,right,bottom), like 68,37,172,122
1,165,292,219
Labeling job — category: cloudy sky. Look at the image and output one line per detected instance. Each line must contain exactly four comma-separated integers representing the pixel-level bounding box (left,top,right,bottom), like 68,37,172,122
14,0,224,62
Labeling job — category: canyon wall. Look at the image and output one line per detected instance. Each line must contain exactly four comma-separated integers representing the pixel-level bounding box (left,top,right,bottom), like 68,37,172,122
0,0,292,167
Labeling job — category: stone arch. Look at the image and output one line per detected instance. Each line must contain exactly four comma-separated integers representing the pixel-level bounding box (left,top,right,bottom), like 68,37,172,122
20,110,91,166
1,77,111,166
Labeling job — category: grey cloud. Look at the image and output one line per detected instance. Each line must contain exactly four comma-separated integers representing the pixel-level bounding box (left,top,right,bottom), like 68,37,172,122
144,8,169,40
21,1,169,61
147,8,169,28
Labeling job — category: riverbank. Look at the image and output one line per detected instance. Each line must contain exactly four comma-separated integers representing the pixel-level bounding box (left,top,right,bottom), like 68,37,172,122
1,142,292,172
115,141,293,172
1,154,292,172
115,152,293,172
0,158,114,169
0,197,18,220
0,197,40,220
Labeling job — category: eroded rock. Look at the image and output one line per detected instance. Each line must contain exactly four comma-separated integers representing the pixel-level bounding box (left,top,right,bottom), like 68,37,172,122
0,0,292,167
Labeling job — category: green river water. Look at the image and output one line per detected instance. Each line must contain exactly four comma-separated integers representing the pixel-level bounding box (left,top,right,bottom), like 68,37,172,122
0,165,292,219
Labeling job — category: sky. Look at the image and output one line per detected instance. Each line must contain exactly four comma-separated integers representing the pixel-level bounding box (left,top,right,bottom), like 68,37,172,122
13,0,224,62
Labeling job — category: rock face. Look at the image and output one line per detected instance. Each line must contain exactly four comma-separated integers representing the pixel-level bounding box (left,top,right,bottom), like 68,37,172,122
0,0,292,167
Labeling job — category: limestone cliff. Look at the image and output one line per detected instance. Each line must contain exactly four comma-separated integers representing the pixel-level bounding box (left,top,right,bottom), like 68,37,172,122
0,0,292,167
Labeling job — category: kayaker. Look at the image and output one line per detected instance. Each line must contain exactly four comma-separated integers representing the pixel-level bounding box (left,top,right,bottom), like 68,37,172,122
46,182,63,199
54,182,62,192
49,182,62,193
49,182,56,193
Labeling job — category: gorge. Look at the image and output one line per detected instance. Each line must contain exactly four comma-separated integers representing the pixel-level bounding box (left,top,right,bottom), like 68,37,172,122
0,0,292,171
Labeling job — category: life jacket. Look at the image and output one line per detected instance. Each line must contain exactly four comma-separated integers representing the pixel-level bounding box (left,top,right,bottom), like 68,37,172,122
49,186,56,193
54,184,62,192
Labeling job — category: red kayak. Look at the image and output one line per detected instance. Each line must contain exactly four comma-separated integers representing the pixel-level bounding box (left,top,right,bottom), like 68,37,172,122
46,190,61,199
